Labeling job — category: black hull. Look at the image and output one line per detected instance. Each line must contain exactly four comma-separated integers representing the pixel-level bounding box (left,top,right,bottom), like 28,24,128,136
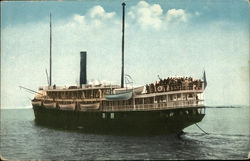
33,105,205,135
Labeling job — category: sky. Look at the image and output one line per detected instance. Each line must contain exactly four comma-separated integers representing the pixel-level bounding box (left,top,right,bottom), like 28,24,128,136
1,0,249,108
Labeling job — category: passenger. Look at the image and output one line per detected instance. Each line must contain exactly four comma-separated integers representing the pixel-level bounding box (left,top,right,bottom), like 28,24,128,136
150,83,154,93
146,76,203,93
146,84,149,94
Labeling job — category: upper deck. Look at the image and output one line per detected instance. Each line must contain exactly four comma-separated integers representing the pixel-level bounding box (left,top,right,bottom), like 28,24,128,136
32,77,205,112
34,76,204,102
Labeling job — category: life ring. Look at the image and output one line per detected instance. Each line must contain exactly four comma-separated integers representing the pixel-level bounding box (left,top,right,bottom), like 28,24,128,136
157,86,164,92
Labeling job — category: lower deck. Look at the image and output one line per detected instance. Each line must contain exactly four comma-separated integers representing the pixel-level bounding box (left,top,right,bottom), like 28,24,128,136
33,105,205,135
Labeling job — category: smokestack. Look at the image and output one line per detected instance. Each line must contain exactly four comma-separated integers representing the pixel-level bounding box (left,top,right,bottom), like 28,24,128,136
80,51,87,85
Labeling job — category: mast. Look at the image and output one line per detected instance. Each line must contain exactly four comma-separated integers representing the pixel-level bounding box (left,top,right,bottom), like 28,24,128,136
121,2,126,88
49,13,52,86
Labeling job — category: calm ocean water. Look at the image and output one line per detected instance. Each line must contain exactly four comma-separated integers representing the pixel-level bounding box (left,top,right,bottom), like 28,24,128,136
0,106,249,160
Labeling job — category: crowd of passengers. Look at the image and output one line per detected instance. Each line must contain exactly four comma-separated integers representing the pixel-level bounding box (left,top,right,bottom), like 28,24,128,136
145,77,203,94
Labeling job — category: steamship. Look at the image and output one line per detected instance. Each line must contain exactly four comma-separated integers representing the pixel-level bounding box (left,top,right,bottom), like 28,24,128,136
30,3,207,135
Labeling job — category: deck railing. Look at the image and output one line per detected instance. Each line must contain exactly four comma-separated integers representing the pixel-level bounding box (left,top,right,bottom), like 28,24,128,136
101,99,204,112
146,84,203,94
38,84,121,91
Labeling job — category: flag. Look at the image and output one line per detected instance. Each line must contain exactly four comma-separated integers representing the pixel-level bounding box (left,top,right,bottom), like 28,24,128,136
203,70,207,89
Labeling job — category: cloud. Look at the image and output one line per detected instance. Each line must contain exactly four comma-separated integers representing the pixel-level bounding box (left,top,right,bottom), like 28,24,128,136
74,5,116,28
73,14,85,24
89,5,115,19
65,6,117,30
166,9,188,23
128,1,190,30
128,1,163,29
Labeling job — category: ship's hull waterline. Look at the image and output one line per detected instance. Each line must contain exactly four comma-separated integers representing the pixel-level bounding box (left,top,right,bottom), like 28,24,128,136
32,105,205,135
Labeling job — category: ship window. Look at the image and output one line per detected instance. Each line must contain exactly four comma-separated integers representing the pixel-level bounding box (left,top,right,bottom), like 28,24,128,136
102,113,106,119
129,99,133,105
135,98,139,105
110,113,115,119
177,94,181,98
188,94,193,98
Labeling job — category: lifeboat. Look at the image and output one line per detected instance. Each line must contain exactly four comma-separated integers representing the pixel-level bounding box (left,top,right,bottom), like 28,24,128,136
32,100,42,106
79,103,100,111
43,102,57,109
114,86,144,95
105,91,132,100
59,103,75,111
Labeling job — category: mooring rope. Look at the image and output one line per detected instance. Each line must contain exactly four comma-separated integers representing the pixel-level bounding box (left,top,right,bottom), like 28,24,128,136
195,123,208,134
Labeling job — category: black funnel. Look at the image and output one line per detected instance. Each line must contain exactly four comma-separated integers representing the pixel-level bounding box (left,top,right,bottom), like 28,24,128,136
80,51,87,85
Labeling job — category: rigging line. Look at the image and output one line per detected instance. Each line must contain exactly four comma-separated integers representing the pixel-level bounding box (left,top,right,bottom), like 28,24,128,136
23,90,37,96
26,90,36,96
19,86,43,95
26,96,32,101
45,69,50,86
195,123,208,134
19,87,36,100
